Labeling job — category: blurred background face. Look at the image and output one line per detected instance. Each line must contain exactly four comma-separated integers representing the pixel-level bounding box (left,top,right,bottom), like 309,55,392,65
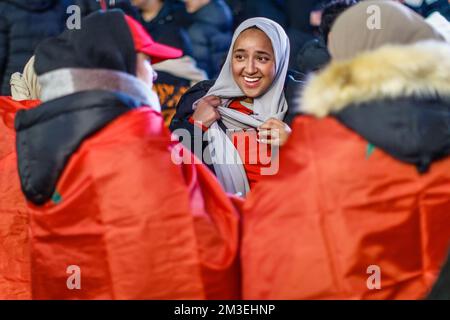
183,0,209,13
131,0,148,7
232,28,276,98
131,0,161,9
136,53,157,89
136,53,161,109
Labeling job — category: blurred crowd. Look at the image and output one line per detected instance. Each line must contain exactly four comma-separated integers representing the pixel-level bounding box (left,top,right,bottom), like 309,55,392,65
1,1,449,122
1,0,450,300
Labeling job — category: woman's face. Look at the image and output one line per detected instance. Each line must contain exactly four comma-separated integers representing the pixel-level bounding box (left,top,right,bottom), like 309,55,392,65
232,28,276,99
136,53,157,89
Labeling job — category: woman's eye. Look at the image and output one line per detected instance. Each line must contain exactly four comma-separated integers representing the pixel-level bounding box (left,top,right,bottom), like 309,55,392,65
257,56,269,62
234,54,244,61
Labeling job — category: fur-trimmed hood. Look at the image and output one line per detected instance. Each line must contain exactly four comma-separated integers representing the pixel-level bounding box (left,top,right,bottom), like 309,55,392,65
300,40,450,117
299,40,450,173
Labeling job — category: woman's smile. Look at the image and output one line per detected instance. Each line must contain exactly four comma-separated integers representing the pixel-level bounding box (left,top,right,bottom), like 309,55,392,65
243,76,262,88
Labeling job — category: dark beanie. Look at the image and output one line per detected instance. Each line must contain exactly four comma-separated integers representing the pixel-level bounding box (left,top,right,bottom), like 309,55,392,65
34,10,137,76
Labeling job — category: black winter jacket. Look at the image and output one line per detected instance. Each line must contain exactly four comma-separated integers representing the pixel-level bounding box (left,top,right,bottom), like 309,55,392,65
0,0,68,95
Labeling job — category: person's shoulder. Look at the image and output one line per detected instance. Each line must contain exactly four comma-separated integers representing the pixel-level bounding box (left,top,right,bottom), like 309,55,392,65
0,1,15,17
0,4,8,22
3,0,59,12
195,0,233,29
186,79,216,95
212,0,233,29
170,79,216,125
212,0,232,14
178,79,216,109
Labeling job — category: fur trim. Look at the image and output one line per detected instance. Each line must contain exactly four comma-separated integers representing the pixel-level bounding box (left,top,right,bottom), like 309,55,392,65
300,40,450,117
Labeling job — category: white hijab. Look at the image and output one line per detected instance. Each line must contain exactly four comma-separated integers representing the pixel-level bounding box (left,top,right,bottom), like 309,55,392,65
197,17,290,196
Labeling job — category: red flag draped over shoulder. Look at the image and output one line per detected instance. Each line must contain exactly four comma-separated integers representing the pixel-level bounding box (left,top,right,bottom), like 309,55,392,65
242,116,450,299
26,108,240,299
0,97,40,299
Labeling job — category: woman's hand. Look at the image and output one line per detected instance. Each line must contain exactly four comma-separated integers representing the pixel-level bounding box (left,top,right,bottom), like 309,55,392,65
192,95,222,128
257,118,292,146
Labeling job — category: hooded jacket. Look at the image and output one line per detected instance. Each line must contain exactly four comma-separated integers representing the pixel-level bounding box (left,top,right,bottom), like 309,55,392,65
302,40,450,173
186,0,233,78
15,91,240,299
11,10,240,299
242,41,450,299
0,0,68,95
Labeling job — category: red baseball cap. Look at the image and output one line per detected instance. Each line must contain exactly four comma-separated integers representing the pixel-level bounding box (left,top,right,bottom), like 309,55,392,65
124,15,183,64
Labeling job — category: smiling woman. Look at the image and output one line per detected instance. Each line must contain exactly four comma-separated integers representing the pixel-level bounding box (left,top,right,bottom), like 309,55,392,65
170,18,305,196
231,27,276,98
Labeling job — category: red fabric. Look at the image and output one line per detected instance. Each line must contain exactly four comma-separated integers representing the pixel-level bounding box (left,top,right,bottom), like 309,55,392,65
189,116,209,132
0,97,39,299
27,108,240,299
228,99,272,188
188,99,272,187
242,116,450,299
228,99,253,115
99,0,107,10
231,131,272,188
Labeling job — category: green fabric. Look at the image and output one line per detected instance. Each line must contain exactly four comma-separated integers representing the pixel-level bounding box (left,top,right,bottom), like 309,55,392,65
366,143,375,158
51,191,62,204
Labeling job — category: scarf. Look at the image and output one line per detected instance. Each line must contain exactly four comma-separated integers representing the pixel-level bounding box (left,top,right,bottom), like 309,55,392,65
197,17,290,196
38,68,161,111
